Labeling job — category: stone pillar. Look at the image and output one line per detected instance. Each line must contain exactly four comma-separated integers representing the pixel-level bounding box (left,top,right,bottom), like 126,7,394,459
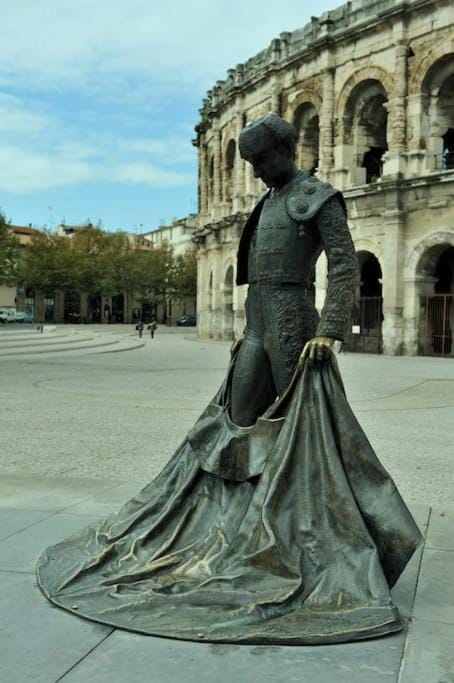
319,68,335,181
402,276,436,356
213,127,222,214
382,205,406,355
383,42,408,179
207,244,223,340
199,142,208,215
233,107,245,212
271,87,281,116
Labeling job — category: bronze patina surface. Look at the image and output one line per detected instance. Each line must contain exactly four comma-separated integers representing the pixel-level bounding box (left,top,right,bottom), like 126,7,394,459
37,114,422,644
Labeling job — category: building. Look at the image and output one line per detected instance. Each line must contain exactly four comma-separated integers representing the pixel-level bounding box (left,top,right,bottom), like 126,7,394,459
0,225,39,314
193,0,454,356
143,215,198,323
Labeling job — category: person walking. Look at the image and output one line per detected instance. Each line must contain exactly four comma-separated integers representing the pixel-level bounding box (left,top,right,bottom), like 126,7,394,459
136,320,144,338
147,318,157,339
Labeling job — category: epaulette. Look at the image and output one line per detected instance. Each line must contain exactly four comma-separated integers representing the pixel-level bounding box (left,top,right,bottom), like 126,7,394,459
285,175,342,223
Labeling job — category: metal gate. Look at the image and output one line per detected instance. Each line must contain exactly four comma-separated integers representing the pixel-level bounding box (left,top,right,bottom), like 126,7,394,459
345,296,383,354
420,294,454,357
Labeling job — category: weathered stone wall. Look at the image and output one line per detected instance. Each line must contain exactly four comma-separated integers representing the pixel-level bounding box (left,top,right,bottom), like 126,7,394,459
194,0,454,354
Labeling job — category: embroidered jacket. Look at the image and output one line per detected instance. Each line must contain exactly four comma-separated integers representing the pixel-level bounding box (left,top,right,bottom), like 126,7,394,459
236,172,359,341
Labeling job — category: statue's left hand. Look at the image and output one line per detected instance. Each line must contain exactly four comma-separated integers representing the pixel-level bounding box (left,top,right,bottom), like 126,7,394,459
299,336,335,366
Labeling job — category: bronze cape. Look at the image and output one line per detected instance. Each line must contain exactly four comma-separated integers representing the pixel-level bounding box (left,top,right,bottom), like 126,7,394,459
36,353,422,644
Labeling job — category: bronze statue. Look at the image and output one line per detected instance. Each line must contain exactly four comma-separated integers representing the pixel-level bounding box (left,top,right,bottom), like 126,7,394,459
231,114,357,426
37,115,422,645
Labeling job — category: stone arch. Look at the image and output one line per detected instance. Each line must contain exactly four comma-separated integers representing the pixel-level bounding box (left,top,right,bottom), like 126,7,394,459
222,260,235,340
336,67,394,118
285,89,322,120
353,238,383,262
417,53,454,169
223,139,236,202
356,251,383,297
292,101,320,174
337,71,391,184
408,232,454,356
410,44,454,95
406,231,454,280
347,249,383,353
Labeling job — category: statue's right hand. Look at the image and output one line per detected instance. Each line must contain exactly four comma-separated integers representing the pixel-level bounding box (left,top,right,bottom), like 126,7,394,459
230,336,244,356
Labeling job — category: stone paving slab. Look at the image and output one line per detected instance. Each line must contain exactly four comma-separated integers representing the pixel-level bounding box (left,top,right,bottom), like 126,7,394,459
0,475,453,682
0,571,112,683
60,628,407,683
398,619,454,682
0,473,122,512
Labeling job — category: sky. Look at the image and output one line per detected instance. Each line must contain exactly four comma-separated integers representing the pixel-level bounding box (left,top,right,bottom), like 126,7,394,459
0,0,339,233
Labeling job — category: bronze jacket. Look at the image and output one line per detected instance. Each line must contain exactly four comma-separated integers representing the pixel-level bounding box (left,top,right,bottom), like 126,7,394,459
236,173,359,341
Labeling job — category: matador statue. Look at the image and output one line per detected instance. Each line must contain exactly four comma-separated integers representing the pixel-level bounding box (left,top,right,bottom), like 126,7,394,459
231,113,358,425
37,114,422,645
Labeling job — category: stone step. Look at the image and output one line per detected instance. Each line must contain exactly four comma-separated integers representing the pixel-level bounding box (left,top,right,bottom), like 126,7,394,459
0,335,145,358
0,334,80,348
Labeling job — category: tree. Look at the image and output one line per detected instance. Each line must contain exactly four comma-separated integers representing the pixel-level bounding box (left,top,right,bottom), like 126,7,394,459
17,230,78,293
171,248,197,301
0,211,19,285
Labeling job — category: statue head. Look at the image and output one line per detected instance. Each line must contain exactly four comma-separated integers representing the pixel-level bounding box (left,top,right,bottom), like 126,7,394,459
238,113,298,189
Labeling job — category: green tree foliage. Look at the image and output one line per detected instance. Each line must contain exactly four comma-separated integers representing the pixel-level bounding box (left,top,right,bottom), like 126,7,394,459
17,231,77,292
0,211,19,285
16,226,197,305
172,248,197,301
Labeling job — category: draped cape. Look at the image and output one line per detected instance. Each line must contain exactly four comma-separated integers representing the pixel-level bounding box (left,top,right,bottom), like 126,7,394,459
36,354,422,644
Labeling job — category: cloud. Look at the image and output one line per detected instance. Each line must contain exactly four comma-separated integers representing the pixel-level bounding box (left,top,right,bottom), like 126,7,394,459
0,94,196,193
0,0,339,97
0,94,52,134
0,145,94,192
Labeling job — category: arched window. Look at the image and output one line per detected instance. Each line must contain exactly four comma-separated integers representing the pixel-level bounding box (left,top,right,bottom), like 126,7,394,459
341,79,388,184
293,103,320,174
224,140,236,203
420,53,454,170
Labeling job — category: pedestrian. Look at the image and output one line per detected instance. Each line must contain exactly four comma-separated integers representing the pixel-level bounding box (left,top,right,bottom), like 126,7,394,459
147,318,157,339
136,320,144,338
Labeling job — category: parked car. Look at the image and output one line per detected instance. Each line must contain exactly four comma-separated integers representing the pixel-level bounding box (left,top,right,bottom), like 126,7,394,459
15,311,34,323
0,308,16,324
176,315,197,327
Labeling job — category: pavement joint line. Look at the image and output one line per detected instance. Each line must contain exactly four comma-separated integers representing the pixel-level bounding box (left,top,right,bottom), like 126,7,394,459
353,403,454,412
397,518,429,683
0,567,35,575
55,628,116,682
0,510,58,543
56,482,142,515
351,379,432,403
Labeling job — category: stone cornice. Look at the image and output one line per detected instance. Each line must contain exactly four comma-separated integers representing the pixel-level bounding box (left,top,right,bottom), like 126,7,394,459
194,0,437,140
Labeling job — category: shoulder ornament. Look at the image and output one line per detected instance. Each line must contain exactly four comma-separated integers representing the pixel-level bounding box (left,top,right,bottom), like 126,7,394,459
285,175,340,223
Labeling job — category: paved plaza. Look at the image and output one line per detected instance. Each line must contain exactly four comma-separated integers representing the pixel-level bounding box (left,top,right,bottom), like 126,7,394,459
1,326,454,681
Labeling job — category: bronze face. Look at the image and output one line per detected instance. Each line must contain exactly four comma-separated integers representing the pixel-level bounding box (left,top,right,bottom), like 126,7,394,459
239,124,296,189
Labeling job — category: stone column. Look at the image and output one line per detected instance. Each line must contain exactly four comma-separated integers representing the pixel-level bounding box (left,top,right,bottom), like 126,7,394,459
213,126,222,215
207,244,223,340
318,68,335,181
234,108,245,212
383,42,408,178
199,142,208,215
381,204,406,355
271,87,281,116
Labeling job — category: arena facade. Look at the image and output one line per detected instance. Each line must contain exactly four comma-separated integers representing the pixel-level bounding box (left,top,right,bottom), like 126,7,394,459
192,0,454,356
